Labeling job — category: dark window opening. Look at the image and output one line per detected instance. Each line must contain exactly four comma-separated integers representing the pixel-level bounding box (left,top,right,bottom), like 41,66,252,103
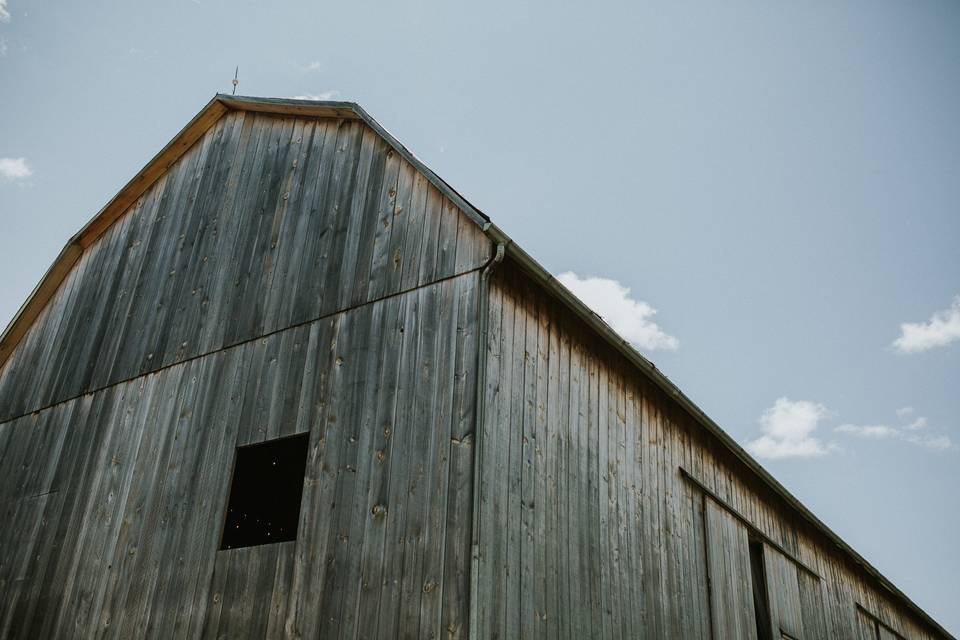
749,537,773,640
220,432,310,550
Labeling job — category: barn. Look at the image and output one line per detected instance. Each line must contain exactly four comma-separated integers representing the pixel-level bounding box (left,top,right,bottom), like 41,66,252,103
0,95,952,639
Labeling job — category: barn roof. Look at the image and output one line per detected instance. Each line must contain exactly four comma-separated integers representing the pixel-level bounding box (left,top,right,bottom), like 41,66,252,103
0,94,951,639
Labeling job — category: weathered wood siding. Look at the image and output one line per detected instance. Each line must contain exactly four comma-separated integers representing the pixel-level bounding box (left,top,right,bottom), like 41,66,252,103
0,111,489,423
0,110,489,638
0,274,480,639
0,102,948,640
475,267,947,640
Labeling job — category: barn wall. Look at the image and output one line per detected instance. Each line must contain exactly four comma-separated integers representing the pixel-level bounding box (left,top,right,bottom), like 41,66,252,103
0,111,490,423
0,272,480,638
0,109,491,638
475,266,946,640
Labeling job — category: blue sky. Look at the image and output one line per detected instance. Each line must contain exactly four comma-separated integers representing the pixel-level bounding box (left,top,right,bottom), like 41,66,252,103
1,0,958,632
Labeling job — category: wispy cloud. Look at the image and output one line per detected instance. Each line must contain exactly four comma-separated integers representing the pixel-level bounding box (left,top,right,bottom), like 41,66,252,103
298,61,323,73
288,90,340,101
835,411,954,451
914,435,954,451
0,0,10,23
835,424,900,439
555,271,679,351
0,157,32,181
905,416,927,431
896,406,914,418
747,398,834,459
892,296,960,354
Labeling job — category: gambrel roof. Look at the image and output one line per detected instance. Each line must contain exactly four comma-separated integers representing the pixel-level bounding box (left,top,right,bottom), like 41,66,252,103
0,94,951,639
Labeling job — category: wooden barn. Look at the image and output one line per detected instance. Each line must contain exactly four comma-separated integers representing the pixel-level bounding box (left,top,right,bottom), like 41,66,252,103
0,95,952,640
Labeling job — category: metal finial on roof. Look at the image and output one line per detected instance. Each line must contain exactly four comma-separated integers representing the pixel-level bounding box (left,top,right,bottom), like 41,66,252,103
231,67,239,95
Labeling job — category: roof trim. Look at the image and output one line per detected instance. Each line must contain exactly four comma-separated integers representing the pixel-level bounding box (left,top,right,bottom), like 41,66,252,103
0,95,951,639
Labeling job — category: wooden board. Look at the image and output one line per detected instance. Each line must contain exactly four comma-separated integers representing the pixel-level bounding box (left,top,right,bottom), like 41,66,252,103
765,544,805,639
704,499,759,640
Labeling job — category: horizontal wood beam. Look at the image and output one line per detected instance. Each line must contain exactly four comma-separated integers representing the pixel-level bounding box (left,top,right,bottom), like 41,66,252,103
679,466,822,580
857,603,908,640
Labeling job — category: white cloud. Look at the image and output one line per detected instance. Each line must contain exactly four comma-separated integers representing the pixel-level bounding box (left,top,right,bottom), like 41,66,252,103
748,400,954,459
0,157,31,180
299,61,323,72
288,90,340,101
555,272,678,351
0,0,10,23
834,413,954,451
892,296,960,353
747,398,834,459
910,434,953,451
835,424,900,439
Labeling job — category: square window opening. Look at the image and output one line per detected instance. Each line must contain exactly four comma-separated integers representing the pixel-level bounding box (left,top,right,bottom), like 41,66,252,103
220,432,310,550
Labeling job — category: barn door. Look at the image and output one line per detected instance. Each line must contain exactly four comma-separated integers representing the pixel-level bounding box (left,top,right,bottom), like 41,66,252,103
704,499,759,640
764,545,805,639
856,609,879,640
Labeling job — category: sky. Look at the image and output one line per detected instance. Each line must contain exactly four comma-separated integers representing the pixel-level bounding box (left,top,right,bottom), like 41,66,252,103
1,0,958,633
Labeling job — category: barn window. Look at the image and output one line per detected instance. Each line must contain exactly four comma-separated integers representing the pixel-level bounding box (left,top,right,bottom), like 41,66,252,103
220,432,310,550
749,537,773,640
